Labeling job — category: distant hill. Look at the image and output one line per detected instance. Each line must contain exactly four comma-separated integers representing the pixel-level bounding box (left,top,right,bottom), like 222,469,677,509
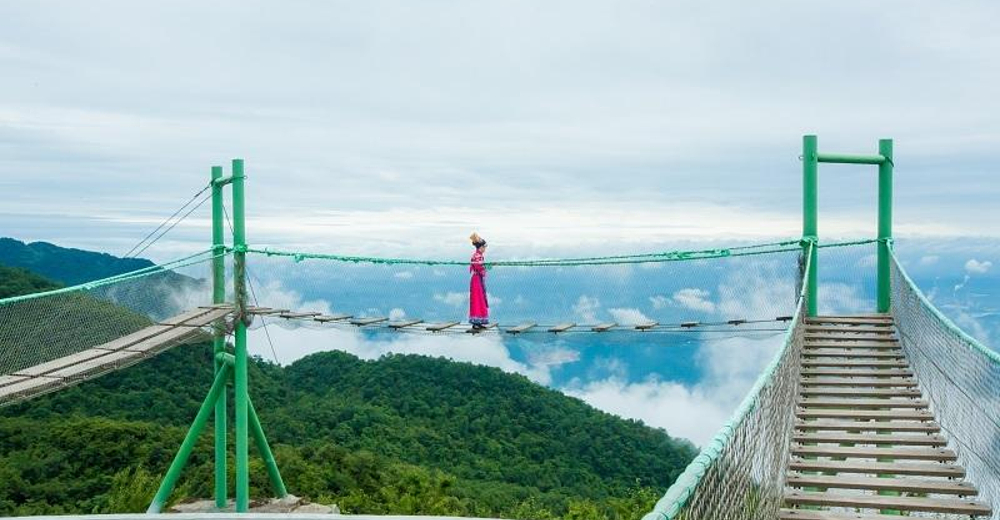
0,237,207,320
0,238,154,285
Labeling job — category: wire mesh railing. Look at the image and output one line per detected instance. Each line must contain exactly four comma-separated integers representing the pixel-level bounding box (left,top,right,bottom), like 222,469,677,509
891,247,1000,520
641,244,810,520
0,250,220,383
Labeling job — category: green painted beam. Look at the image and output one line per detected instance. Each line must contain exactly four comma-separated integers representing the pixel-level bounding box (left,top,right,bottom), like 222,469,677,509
877,139,893,312
248,398,288,498
232,158,250,512
802,135,819,317
817,153,887,165
147,365,231,514
211,165,228,509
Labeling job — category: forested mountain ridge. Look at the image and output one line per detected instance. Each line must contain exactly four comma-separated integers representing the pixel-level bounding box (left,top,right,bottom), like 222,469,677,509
0,237,154,285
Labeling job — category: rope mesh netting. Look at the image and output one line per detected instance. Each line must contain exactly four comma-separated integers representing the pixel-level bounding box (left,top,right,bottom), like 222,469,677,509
891,248,1000,520
640,244,810,520
0,251,220,402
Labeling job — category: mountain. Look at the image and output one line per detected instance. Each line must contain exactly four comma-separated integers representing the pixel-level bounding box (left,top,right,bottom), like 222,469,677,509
0,238,155,285
0,244,695,519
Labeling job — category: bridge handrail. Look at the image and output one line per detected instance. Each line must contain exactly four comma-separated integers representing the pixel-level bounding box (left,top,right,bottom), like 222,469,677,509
642,242,813,520
0,249,224,307
889,245,1000,366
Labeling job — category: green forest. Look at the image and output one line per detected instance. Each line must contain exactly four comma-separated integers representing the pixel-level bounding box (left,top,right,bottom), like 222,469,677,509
0,243,696,519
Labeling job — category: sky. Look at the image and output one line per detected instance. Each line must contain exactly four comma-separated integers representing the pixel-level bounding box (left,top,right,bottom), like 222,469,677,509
2,1,999,445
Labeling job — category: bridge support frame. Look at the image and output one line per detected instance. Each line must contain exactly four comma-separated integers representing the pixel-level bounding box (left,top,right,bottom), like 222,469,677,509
147,159,287,514
801,135,894,316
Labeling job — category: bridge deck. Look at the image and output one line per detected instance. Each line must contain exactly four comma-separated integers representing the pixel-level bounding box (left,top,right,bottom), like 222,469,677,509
780,315,993,518
0,305,231,406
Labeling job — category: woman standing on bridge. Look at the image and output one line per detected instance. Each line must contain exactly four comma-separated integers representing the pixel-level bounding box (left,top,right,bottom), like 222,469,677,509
469,233,489,329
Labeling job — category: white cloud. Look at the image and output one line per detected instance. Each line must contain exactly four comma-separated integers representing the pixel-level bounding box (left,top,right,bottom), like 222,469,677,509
572,295,601,322
817,283,870,316
388,307,407,321
920,255,940,266
525,345,581,368
434,291,467,306
966,259,993,274
394,271,414,279
649,295,670,310
565,334,782,445
672,288,715,313
608,307,652,325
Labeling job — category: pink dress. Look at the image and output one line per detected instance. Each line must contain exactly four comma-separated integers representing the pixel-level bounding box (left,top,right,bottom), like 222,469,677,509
469,250,489,324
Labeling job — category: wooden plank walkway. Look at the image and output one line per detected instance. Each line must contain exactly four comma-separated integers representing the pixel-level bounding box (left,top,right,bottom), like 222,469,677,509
781,314,992,518
0,305,230,406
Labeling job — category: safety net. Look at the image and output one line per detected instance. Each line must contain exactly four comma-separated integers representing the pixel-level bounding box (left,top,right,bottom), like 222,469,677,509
0,250,221,405
891,247,1000,519
640,243,811,520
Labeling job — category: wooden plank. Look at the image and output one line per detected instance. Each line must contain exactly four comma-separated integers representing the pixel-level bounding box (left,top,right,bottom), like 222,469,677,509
793,432,947,446
591,322,616,332
388,319,423,329
800,360,909,368
178,307,232,327
506,322,537,334
802,350,903,358
806,316,893,325
791,445,956,461
635,322,658,330
47,350,142,379
779,509,942,520
251,308,290,315
805,325,896,334
805,341,900,349
789,458,963,477
799,387,922,398
426,321,460,332
800,369,913,377
783,491,990,515
125,327,205,354
278,311,322,319
805,334,898,342
0,375,27,388
159,307,217,326
548,323,576,333
14,348,117,377
795,419,940,433
786,473,976,495
796,409,933,420
313,314,352,322
94,325,173,352
350,317,388,326
800,377,917,387
0,376,63,401
466,323,498,333
798,397,928,409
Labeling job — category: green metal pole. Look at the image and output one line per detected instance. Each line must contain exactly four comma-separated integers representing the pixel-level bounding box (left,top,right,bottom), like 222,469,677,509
210,165,228,509
802,135,819,317
232,158,250,512
248,398,288,498
147,365,231,514
877,139,893,313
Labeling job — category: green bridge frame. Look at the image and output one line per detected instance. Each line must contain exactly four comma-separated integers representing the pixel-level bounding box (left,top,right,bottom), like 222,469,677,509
142,136,895,513
802,134,894,316
147,160,287,513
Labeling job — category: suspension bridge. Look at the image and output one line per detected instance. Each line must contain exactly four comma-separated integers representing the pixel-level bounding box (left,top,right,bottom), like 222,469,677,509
1,135,998,519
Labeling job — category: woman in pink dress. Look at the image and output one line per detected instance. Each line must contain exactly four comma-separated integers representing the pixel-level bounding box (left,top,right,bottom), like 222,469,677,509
468,232,489,328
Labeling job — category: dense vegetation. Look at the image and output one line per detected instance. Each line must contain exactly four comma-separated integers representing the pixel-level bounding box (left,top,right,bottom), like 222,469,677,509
0,241,696,518
0,264,61,299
